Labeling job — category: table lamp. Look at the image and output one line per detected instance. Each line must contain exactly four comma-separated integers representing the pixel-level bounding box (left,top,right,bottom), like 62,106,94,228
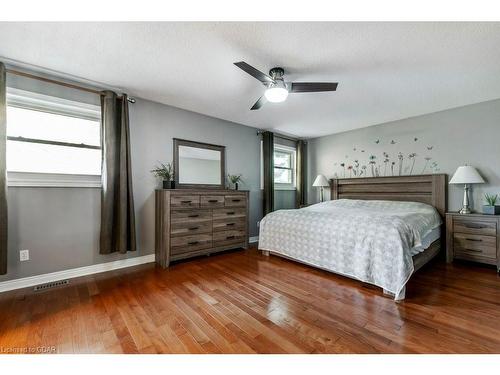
449,165,485,214
313,174,330,202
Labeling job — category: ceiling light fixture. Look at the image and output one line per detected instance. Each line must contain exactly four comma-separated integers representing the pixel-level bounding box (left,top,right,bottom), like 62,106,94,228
264,80,288,103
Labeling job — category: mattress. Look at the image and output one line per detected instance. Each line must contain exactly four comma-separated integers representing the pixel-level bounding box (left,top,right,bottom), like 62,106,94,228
258,199,443,300
410,226,441,256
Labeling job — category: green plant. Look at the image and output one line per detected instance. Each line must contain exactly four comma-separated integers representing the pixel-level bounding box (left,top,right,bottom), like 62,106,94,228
228,174,243,184
484,193,498,206
151,162,174,181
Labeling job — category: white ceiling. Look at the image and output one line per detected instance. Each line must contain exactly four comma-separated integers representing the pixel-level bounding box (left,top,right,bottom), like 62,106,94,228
1,22,500,138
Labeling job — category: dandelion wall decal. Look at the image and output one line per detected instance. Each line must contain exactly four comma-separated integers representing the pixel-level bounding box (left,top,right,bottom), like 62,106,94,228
360,165,367,177
347,165,353,178
422,156,432,174
408,153,417,175
368,155,377,177
334,136,439,179
397,152,404,176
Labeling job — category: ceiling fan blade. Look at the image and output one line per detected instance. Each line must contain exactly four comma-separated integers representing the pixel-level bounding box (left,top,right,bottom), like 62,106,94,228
251,96,267,110
289,82,338,93
234,61,275,84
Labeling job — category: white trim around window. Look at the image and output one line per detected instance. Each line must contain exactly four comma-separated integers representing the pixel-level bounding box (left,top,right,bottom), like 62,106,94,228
274,144,297,191
7,172,102,188
7,88,101,121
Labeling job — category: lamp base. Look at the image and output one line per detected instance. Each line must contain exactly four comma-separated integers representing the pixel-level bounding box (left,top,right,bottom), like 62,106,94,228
458,207,472,214
458,184,471,214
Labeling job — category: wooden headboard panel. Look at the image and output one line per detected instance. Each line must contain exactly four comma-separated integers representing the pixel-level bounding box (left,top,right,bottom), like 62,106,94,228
330,174,448,218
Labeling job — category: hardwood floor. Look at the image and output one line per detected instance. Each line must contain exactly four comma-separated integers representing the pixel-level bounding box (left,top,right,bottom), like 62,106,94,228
1,246,500,354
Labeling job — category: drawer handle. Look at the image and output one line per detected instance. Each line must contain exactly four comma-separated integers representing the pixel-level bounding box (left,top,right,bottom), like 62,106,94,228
465,238,482,242
464,248,482,253
188,227,199,231
188,214,199,218
208,200,219,203
464,224,486,229
227,212,235,215
226,235,235,240
226,223,235,226
231,199,241,202
188,241,199,245
181,200,192,204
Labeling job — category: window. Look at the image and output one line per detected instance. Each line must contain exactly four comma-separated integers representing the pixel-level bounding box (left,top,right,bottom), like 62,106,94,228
6,89,102,187
274,145,296,190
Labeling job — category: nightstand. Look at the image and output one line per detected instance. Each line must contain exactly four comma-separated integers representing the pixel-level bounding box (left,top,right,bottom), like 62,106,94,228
445,212,500,273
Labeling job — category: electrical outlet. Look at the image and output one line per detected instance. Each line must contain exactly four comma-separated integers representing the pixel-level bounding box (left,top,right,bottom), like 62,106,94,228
257,221,260,227
19,249,30,262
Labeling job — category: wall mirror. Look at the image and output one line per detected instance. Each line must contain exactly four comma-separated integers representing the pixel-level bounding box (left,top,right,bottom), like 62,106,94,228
173,138,226,189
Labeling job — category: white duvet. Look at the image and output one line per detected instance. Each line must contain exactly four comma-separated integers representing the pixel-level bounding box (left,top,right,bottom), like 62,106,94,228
258,199,442,299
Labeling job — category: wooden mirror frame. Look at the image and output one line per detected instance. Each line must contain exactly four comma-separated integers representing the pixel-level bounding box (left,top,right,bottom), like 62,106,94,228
173,138,226,189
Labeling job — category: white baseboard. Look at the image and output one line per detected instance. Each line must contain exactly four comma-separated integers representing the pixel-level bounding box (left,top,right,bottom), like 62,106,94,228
0,254,155,293
249,236,259,243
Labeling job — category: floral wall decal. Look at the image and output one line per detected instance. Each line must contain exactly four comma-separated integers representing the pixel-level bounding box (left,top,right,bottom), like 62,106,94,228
332,136,439,179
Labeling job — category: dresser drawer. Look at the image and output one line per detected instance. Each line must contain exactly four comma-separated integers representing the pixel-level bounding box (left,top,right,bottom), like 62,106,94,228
213,208,246,220
453,219,496,236
201,195,224,208
213,230,246,247
453,233,497,259
170,195,200,208
171,209,211,222
171,234,212,255
224,195,247,207
213,217,246,232
171,221,212,237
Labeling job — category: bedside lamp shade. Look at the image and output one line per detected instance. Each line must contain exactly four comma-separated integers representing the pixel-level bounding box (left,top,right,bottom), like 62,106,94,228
312,174,329,187
312,174,329,202
449,165,484,214
449,166,485,184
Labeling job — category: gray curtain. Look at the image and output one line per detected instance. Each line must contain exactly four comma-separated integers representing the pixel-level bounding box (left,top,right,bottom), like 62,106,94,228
262,131,274,215
100,91,136,254
0,63,7,274
295,139,307,208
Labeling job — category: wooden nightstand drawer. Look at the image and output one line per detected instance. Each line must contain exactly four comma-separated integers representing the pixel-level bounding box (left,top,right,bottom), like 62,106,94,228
453,233,497,259
446,212,500,272
453,218,496,236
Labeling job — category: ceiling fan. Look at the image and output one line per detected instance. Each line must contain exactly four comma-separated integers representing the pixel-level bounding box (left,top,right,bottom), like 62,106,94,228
234,61,338,110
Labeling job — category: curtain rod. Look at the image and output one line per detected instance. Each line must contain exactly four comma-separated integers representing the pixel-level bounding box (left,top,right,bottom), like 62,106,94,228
256,130,301,143
6,68,136,103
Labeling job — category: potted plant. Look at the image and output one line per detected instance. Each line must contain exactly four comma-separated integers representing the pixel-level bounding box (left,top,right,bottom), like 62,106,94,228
151,162,175,189
483,193,500,215
228,174,243,190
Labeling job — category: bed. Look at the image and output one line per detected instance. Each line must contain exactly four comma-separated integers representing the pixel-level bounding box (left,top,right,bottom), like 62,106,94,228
258,174,447,300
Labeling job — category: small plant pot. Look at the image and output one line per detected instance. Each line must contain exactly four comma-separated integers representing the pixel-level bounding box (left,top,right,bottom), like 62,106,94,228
482,205,500,215
235,182,239,190
163,180,175,189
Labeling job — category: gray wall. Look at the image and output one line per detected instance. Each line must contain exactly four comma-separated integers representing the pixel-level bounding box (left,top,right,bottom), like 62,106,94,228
1,74,262,282
308,98,500,213
274,190,296,210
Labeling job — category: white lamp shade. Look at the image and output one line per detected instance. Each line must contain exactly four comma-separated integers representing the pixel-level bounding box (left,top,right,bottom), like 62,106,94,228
312,174,330,187
449,166,485,184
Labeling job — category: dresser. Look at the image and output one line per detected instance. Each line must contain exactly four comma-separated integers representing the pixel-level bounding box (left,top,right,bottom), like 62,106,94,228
155,189,249,268
445,212,500,272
